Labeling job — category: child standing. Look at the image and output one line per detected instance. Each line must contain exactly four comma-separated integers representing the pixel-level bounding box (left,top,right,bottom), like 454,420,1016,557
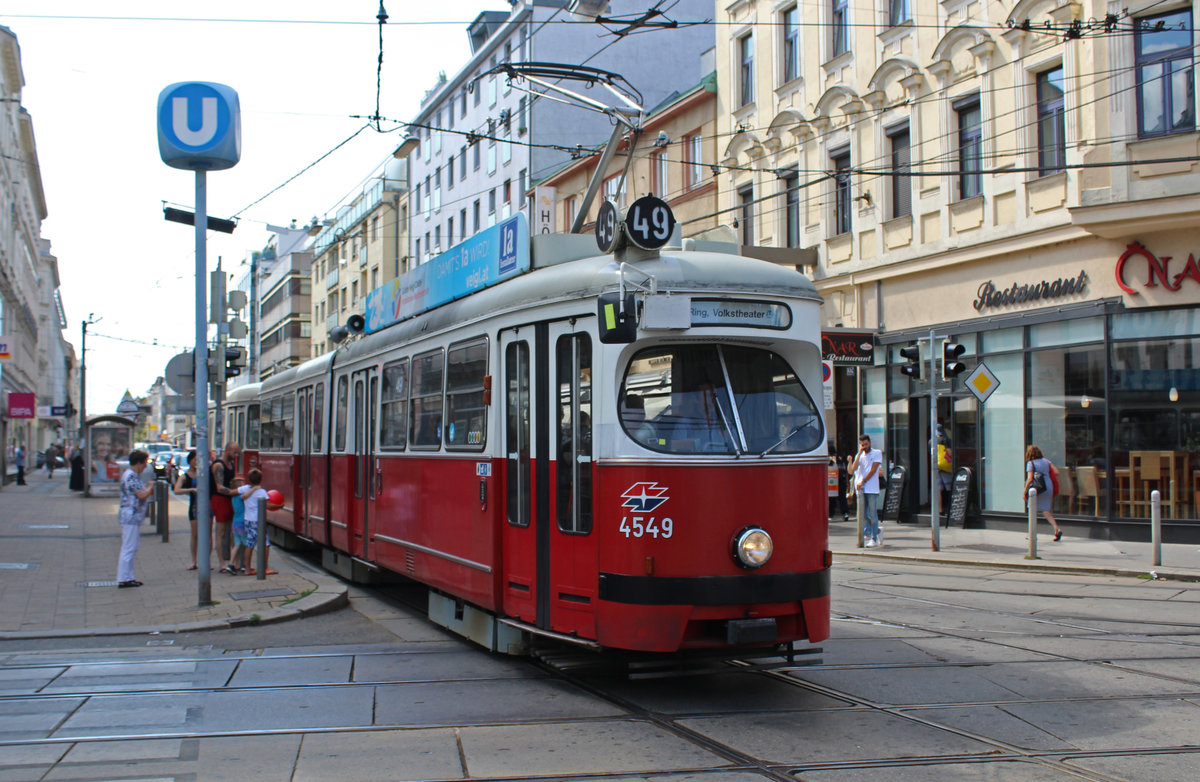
224,477,247,575
237,469,276,575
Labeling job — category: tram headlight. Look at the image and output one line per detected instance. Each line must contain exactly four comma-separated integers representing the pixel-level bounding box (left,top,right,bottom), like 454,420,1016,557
732,526,773,569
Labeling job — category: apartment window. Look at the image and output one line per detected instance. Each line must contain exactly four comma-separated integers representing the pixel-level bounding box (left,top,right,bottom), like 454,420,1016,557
473,140,480,170
446,155,455,189
474,76,481,106
888,124,912,218
501,128,512,164
460,208,468,239
739,34,754,106
1135,10,1194,138
462,87,468,117
517,97,527,134
831,0,849,58
518,168,527,204
565,196,578,230
489,189,496,215
782,6,800,84
414,238,420,262
473,200,481,232
503,179,511,204
889,0,910,27
831,148,851,235
460,147,467,179
956,97,982,199
783,174,800,248
738,183,754,245
604,175,625,210
434,226,441,253
447,217,454,246
651,150,669,196
685,134,705,189
1036,67,1066,175
371,216,379,240
433,167,442,211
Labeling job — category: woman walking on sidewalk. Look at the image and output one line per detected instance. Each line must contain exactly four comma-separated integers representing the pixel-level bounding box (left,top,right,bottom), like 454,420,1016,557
116,450,155,588
1024,444,1063,542
173,450,202,570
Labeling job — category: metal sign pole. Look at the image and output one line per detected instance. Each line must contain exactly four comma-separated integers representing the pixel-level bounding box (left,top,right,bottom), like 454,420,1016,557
929,329,940,552
194,169,213,606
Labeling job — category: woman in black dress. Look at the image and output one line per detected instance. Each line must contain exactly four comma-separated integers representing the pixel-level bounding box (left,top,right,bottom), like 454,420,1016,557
68,443,85,491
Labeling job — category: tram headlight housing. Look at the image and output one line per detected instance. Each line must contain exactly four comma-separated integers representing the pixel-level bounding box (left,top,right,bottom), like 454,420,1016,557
732,526,773,569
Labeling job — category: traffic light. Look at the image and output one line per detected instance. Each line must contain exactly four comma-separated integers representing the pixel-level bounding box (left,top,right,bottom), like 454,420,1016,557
899,344,921,379
942,342,966,379
225,347,246,378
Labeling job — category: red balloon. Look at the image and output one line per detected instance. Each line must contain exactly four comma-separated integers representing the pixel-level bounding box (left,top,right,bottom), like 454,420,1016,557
266,489,284,505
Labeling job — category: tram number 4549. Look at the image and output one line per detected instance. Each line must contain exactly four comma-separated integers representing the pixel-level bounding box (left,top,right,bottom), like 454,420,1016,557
619,516,674,539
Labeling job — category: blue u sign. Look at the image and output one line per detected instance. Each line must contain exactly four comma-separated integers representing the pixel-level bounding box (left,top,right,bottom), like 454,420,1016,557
157,82,241,171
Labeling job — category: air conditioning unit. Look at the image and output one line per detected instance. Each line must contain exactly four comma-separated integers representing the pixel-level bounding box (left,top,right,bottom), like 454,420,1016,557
568,0,609,20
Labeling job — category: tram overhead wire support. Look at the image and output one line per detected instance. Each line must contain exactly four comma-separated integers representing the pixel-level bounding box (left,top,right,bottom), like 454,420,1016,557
899,344,922,379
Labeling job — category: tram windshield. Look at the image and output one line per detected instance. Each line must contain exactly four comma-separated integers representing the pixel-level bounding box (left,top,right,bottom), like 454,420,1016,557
620,344,823,455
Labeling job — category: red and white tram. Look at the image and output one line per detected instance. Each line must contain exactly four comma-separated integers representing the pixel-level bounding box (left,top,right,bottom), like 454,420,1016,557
222,382,262,476
257,214,831,655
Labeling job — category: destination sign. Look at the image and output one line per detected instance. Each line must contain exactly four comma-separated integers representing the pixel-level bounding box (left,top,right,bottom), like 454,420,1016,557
690,299,791,329
366,214,529,333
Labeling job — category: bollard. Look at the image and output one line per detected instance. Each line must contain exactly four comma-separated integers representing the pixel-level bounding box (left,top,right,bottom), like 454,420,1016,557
856,488,864,548
155,480,170,542
1151,489,1162,567
1025,487,1039,560
256,495,267,580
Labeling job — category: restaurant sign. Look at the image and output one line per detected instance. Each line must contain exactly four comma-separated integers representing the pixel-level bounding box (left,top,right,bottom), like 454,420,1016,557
974,271,1089,311
821,330,874,365
1115,242,1200,295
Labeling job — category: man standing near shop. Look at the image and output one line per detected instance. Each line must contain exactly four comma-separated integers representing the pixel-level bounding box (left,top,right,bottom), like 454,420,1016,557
210,441,242,573
14,443,26,485
850,434,884,547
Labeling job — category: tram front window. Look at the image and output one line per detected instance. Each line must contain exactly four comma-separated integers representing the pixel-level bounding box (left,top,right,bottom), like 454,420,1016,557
621,345,822,455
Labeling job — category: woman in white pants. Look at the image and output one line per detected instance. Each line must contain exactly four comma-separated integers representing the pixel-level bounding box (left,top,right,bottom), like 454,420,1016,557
117,450,155,588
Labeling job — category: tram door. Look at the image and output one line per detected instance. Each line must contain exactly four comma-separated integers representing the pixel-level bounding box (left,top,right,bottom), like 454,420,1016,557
350,369,379,561
500,322,596,636
295,386,313,538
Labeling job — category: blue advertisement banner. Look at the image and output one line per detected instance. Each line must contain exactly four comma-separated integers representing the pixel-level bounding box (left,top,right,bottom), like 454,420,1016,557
366,214,529,333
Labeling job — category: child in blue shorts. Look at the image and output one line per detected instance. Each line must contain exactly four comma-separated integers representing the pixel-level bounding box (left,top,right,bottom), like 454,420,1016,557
237,469,273,575
223,481,246,575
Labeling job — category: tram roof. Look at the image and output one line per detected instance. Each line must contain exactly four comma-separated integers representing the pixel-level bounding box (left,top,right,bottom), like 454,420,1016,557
263,243,820,393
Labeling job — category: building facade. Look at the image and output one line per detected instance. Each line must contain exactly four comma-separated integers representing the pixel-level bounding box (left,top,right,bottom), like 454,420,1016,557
406,0,715,264
1,27,73,479
309,158,408,357
255,227,312,381
716,1,1200,536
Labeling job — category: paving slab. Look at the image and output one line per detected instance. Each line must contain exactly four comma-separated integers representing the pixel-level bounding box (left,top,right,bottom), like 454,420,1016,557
293,728,464,782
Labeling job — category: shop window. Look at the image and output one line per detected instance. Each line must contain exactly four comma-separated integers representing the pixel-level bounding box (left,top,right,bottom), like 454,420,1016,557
1135,10,1195,138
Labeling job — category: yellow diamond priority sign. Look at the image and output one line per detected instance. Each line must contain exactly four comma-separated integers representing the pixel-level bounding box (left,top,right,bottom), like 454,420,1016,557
965,363,1000,404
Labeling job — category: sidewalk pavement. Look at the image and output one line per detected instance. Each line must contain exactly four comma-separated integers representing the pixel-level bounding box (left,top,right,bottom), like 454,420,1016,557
0,470,347,640
829,514,1200,581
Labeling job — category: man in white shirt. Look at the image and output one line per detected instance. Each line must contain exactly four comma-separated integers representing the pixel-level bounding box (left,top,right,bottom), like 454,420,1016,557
850,434,884,547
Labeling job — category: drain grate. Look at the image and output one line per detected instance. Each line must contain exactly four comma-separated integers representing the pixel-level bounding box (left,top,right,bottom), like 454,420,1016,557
77,580,119,588
0,562,39,570
229,587,296,600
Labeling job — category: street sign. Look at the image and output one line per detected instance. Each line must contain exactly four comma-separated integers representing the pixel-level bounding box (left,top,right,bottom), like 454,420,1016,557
165,351,194,394
157,82,241,171
965,362,1000,404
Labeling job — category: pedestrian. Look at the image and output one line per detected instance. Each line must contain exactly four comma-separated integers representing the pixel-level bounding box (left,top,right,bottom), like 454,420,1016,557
14,444,26,485
116,450,156,588
1024,445,1063,541
236,468,277,575
45,443,59,478
68,442,85,491
173,450,202,570
225,477,247,575
850,434,884,547
936,424,953,518
209,441,242,572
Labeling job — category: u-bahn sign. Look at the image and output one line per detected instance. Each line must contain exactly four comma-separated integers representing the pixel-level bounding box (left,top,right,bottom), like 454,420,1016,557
157,82,241,171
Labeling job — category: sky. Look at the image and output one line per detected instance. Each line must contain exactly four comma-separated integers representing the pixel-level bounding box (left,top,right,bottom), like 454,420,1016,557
2,0,500,414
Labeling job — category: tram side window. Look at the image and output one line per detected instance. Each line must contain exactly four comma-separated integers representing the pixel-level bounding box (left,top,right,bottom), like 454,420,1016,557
311,385,323,452
281,394,295,452
411,349,445,448
620,344,822,455
236,411,246,447
246,404,261,450
335,376,349,451
506,341,531,528
446,338,488,450
556,334,592,534
380,360,409,450
259,399,276,451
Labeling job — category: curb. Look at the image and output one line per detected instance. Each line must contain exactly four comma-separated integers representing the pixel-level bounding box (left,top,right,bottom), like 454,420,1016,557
0,584,350,641
833,550,1198,582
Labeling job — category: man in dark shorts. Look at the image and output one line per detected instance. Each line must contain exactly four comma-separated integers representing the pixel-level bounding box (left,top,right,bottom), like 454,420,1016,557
210,442,242,573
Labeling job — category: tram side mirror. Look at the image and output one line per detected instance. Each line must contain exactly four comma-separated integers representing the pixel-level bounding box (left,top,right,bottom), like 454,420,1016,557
598,293,638,344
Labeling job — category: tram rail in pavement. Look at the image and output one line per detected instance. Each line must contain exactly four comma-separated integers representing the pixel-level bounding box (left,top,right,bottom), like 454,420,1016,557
0,473,346,640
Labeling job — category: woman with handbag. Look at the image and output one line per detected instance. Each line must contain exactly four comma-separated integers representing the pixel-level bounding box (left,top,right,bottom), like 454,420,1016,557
1024,445,1063,541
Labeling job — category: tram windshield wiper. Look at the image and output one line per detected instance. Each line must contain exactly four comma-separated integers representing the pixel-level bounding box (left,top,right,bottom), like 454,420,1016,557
759,418,817,457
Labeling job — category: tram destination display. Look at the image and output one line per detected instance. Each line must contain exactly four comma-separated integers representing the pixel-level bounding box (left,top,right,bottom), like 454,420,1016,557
624,195,676,250
881,465,907,522
595,199,620,253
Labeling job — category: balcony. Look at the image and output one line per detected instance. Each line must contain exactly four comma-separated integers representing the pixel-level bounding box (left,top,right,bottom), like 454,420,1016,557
325,267,339,290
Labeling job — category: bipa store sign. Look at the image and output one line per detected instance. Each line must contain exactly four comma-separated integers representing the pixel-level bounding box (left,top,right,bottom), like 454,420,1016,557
1116,242,1200,295
7,392,36,419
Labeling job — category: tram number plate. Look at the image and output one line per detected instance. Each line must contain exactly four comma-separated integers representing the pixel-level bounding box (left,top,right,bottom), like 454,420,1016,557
619,516,673,539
